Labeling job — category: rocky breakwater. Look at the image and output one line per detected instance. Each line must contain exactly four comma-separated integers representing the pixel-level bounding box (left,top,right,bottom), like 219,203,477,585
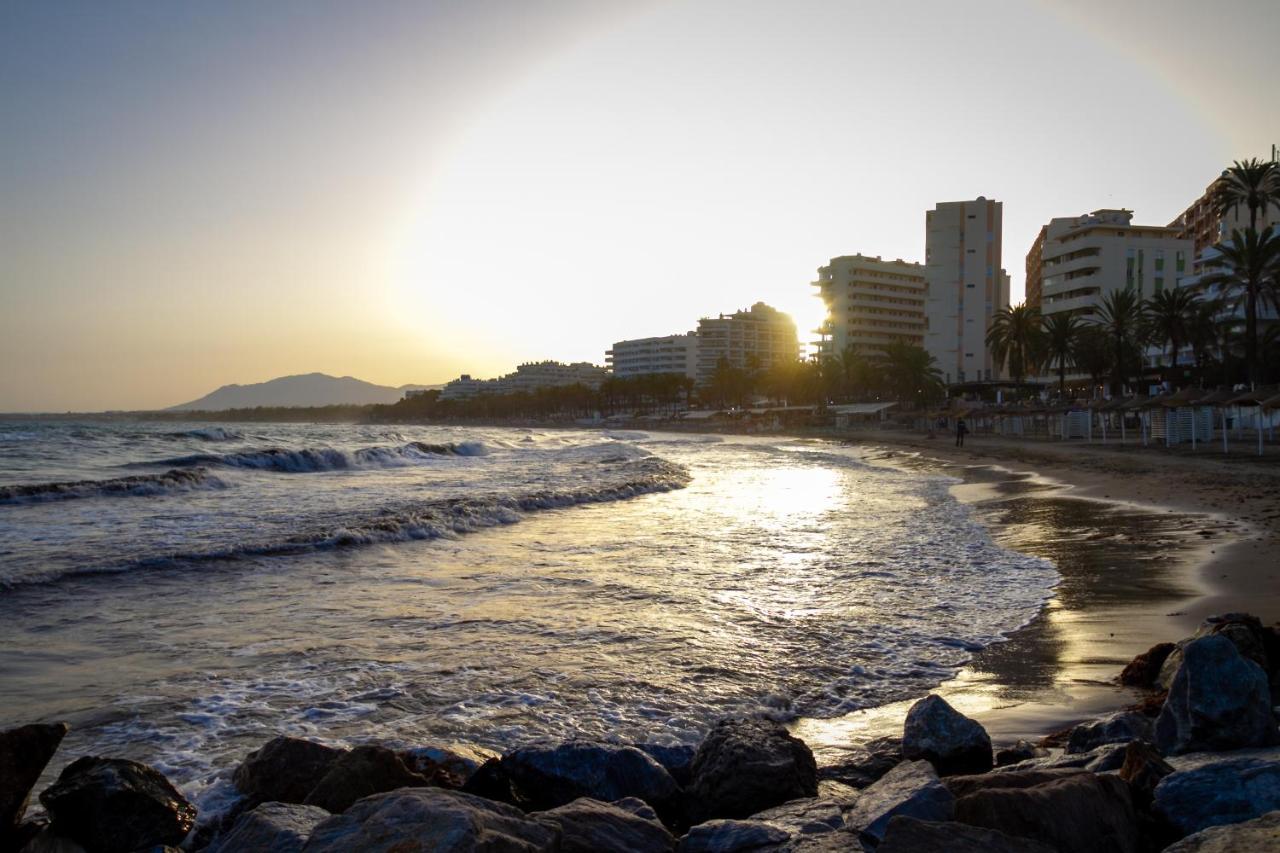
3,611,1280,852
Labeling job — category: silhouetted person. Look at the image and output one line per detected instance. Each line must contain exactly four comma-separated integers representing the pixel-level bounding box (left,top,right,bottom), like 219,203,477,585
955,416,968,447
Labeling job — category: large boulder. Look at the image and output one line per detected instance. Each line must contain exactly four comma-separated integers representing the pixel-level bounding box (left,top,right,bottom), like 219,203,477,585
205,802,329,853
303,744,432,813
953,771,1138,853
1119,642,1177,688
877,815,1056,853
944,767,1087,799
901,695,992,776
636,744,699,788
400,743,498,788
1154,635,1279,755
1117,741,1173,810
843,760,953,846
1153,754,1280,837
994,741,1047,768
533,797,674,853
747,798,842,836
0,722,68,844
232,737,346,804
993,742,1128,774
38,757,197,853
1065,711,1154,754
1162,809,1280,852
687,719,818,823
676,819,789,852
502,742,680,819
301,787,559,852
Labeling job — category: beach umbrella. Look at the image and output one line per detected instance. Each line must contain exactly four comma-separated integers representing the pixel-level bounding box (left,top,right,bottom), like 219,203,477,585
1195,387,1237,454
1161,387,1207,450
1227,388,1274,456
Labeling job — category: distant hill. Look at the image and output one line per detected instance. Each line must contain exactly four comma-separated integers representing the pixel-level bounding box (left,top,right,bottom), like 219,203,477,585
169,373,440,411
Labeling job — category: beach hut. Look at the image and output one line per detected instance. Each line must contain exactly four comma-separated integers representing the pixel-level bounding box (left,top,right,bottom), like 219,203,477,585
1157,387,1211,449
1191,387,1237,453
1227,387,1276,456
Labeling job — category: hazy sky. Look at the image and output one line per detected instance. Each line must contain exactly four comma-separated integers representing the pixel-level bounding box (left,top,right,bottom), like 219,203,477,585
3,0,1277,411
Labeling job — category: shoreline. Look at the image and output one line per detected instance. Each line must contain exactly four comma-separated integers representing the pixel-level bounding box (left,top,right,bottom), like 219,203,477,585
792,430,1279,762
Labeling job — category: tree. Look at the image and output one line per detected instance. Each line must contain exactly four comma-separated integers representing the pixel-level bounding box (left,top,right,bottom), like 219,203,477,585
1185,297,1224,385
1204,226,1280,387
1040,312,1082,397
1214,158,1280,233
1073,326,1112,399
1091,288,1147,395
1145,286,1199,384
874,341,944,406
986,303,1042,386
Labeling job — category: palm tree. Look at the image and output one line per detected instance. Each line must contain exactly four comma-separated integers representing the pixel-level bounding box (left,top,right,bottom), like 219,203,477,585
1145,287,1199,384
1090,288,1147,395
1040,312,1082,397
986,304,1042,387
875,341,944,406
1185,298,1223,385
1204,226,1280,387
1214,158,1280,232
833,344,868,401
1073,326,1112,400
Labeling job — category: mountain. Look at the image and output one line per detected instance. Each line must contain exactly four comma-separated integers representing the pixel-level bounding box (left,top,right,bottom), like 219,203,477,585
168,373,440,411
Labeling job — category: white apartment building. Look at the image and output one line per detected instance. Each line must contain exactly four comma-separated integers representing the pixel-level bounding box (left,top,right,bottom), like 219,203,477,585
439,374,497,400
812,255,926,358
439,361,607,400
1039,209,1193,320
694,302,799,386
606,333,698,379
924,197,1010,384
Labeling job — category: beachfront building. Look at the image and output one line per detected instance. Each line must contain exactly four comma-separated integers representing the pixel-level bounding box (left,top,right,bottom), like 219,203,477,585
606,333,698,379
811,254,926,359
923,197,1010,384
439,374,497,400
1038,209,1192,321
1025,225,1048,312
694,302,799,386
439,362,607,399
1170,164,1280,258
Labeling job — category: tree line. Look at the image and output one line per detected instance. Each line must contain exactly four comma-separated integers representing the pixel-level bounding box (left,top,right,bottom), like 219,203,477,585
987,158,1280,398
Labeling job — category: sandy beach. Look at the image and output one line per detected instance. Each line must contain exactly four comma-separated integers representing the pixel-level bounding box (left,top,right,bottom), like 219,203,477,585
793,428,1280,762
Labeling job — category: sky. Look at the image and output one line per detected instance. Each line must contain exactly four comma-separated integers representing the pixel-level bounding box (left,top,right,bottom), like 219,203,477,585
2,0,1278,412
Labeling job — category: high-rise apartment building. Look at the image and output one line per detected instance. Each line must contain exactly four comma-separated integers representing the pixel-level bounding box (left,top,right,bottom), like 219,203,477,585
606,333,698,379
923,197,1009,384
1038,209,1192,320
1169,167,1280,257
694,302,799,386
1024,225,1048,312
812,255,926,358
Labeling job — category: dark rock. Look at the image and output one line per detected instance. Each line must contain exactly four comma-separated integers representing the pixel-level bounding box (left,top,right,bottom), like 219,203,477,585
900,695,992,776
9,818,48,852
18,830,89,852
637,744,698,788
814,781,858,809
533,797,675,853
1117,741,1173,810
944,767,1087,799
676,819,789,852
232,737,346,804
1153,754,1280,837
460,758,519,807
1119,642,1176,688
953,771,1138,853
301,787,559,852
400,743,497,788
1154,635,1279,755
994,740,1046,767
1161,809,1280,851
843,760,953,846
1065,711,1154,754
205,802,329,853
747,798,842,835
816,737,901,790
502,741,680,820
0,723,68,844
995,742,1129,774
878,815,1056,853
303,744,431,813
38,757,196,853
687,719,817,823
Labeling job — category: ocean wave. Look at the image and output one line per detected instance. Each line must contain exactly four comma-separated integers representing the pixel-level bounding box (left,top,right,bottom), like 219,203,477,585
147,440,489,473
0,468,225,505
167,427,243,442
8,458,690,587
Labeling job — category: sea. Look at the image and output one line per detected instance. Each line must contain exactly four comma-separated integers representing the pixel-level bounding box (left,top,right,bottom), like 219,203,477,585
0,421,1058,812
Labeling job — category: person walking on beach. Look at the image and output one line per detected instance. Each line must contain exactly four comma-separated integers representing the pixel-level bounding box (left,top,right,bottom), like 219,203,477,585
955,416,968,448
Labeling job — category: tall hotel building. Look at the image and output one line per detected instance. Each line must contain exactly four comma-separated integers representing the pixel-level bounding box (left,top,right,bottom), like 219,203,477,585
694,302,799,386
1169,167,1280,257
923,197,1010,384
812,255,927,358
606,332,698,379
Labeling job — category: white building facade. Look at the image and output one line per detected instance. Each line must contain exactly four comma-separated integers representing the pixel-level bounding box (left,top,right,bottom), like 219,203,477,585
606,333,698,379
439,362,607,399
695,302,799,386
924,197,1010,384
813,254,926,359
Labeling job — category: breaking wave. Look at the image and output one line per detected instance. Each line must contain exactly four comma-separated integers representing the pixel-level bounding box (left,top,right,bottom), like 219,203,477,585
0,468,225,505
148,441,489,473
166,427,243,442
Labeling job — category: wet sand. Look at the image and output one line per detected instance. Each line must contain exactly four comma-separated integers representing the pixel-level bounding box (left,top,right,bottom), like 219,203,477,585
792,431,1278,763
